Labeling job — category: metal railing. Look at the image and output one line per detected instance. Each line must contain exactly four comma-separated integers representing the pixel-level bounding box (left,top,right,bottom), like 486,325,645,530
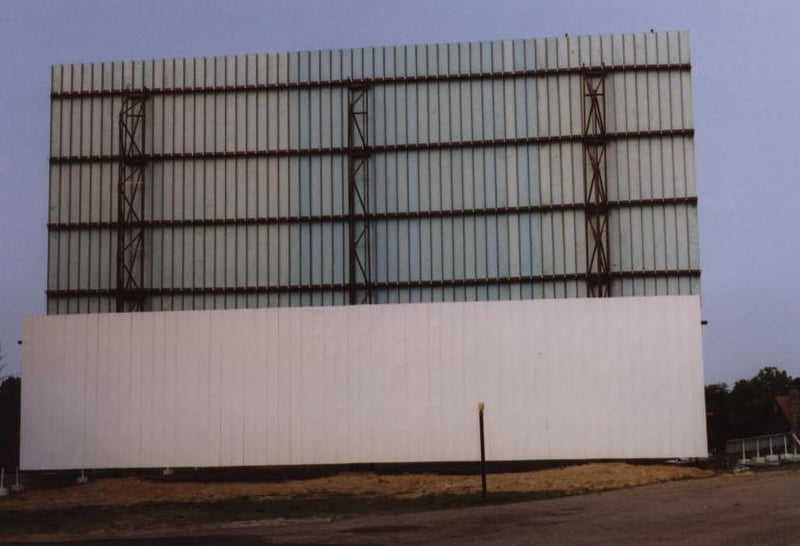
725,432,800,463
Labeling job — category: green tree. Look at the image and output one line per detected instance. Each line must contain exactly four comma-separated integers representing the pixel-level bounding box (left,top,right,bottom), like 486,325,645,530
705,366,796,454
705,383,730,453
0,376,21,468
728,366,793,439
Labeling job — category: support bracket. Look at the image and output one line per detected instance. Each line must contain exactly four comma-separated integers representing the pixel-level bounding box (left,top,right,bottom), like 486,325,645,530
582,68,611,297
116,94,148,312
347,85,372,305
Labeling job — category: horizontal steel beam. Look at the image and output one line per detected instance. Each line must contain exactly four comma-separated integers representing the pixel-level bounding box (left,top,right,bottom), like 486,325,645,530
49,129,694,164
50,62,691,99
47,197,699,231
46,269,701,298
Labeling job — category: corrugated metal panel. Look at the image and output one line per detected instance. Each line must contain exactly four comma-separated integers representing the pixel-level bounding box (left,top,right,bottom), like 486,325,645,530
22,296,707,469
46,30,700,314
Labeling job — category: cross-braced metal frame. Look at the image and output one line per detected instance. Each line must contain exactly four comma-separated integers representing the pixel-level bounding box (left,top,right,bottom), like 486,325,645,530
347,85,372,305
116,95,148,312
46,61,702,309
582,68,611,298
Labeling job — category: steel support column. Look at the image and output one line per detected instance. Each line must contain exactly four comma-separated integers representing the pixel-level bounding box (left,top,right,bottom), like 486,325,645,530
582,68,611,297
347,85,372,305
116,94,148,312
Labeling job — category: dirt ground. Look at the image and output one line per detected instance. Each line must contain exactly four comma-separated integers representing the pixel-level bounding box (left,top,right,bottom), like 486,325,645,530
249,467,800,545
6,466,800,545
2,462,709,511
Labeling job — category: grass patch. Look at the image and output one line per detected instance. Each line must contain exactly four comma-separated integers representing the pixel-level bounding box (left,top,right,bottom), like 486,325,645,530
0,490,562,538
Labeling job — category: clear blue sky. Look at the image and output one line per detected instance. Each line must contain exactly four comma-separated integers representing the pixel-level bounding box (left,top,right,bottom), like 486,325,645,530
1,0,797,384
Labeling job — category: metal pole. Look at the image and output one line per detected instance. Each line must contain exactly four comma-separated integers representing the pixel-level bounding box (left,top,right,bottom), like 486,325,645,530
478,402,487,499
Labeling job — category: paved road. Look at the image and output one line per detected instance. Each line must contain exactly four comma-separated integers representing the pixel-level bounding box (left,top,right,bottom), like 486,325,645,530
8,469,800,545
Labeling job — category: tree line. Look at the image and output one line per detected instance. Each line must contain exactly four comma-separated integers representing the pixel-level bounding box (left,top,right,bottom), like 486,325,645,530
0,376,20,468
705,366,800,454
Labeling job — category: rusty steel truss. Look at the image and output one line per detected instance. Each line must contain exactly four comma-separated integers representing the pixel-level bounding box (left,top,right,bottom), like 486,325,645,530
582,68,611,298
347,85,373,305
116,94,148,312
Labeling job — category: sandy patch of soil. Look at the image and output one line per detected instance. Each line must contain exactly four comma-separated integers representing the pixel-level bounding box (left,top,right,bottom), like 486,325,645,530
1,463,711,511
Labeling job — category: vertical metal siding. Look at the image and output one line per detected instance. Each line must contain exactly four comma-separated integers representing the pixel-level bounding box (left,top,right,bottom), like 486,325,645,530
46,31,699,313
22,296,708,469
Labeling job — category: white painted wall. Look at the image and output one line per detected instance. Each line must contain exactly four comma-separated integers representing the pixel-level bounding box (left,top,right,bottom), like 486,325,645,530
21,296,707,470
